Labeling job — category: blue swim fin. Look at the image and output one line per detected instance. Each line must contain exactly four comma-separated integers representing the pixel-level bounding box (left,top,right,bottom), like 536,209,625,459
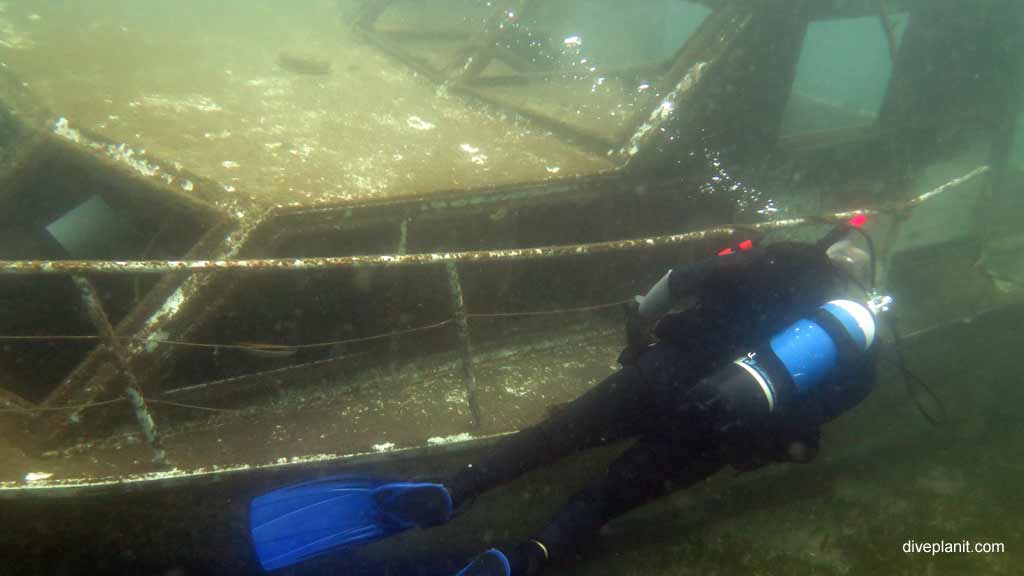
455,549,512,576
250,476,453,571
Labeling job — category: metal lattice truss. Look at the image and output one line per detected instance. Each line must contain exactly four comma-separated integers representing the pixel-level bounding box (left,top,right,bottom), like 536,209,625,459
0,0,1016,467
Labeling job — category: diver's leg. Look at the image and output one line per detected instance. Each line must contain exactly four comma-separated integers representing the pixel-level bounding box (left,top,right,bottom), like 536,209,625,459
460,439,724,576
533,439,722,570
447,365,653,507
251,369,651,573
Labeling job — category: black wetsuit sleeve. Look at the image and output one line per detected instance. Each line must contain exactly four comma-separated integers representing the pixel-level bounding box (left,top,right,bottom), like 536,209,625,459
666,247,763,301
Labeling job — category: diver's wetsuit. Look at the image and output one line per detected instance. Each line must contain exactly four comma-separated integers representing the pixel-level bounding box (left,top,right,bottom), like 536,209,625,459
445,240,878,575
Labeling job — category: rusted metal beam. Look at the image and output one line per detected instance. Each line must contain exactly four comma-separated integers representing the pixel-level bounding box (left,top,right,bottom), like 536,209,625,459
452,85,619,154
875,213,907,292
47,123,231,221
355,8,619,155
446,262,481,427
354,23,448,83
878,0,899,61
902,166,989,208
375,29,472,42
388,218,410,380
353,0,398,29
616,6,755,169
836,0,928,19
0,227,741,275
445,0,536,84
0,166,989,277
36,216,266,446
465,61,667,87
72,276,167,465
778,124,886,153
263,172,624,250
674,0,922,20
977,0,1023,241
0,132,46,211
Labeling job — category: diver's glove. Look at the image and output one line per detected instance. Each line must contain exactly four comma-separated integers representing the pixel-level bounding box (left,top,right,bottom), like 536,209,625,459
618,297,653,366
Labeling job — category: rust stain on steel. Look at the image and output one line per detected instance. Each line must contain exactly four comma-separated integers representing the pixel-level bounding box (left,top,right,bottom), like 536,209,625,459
271,173,614,219
129,213,268,354
0,166,989,277
619,60,709,160
0,227,742,275
446,262,481,427
618,7,754,169
903,165,989,208
72,276,167,465
38,214,268,444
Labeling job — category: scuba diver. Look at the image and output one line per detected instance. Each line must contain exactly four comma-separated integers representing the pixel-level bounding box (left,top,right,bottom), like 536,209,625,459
248,216,891,576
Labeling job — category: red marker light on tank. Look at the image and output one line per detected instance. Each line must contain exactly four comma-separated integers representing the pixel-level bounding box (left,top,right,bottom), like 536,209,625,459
718,239,753,256
849,214,867,228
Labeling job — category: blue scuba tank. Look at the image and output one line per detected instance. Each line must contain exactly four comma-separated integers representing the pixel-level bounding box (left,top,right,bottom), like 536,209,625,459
713,299,877,416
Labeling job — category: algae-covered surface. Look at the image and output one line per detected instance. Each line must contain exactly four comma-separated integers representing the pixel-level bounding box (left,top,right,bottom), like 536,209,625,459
0,0,613,213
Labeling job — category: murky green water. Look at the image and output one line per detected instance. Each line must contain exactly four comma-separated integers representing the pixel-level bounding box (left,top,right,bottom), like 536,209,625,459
0,1,1021,575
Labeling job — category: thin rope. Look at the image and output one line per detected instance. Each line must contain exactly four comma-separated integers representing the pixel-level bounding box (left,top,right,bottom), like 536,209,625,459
0,297,634,414
0,398,124,414
145,399,240,413
0,297,631,348
467,299,632,318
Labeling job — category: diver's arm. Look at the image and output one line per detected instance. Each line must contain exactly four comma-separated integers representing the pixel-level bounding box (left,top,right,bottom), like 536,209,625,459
621,268,679,364
621,245,759,365
635,246,761,321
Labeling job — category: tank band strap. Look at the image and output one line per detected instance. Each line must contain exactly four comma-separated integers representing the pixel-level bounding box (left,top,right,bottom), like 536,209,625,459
810,307,862,372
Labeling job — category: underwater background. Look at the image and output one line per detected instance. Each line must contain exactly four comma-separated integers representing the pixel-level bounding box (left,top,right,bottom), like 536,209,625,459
0,1,1021,574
